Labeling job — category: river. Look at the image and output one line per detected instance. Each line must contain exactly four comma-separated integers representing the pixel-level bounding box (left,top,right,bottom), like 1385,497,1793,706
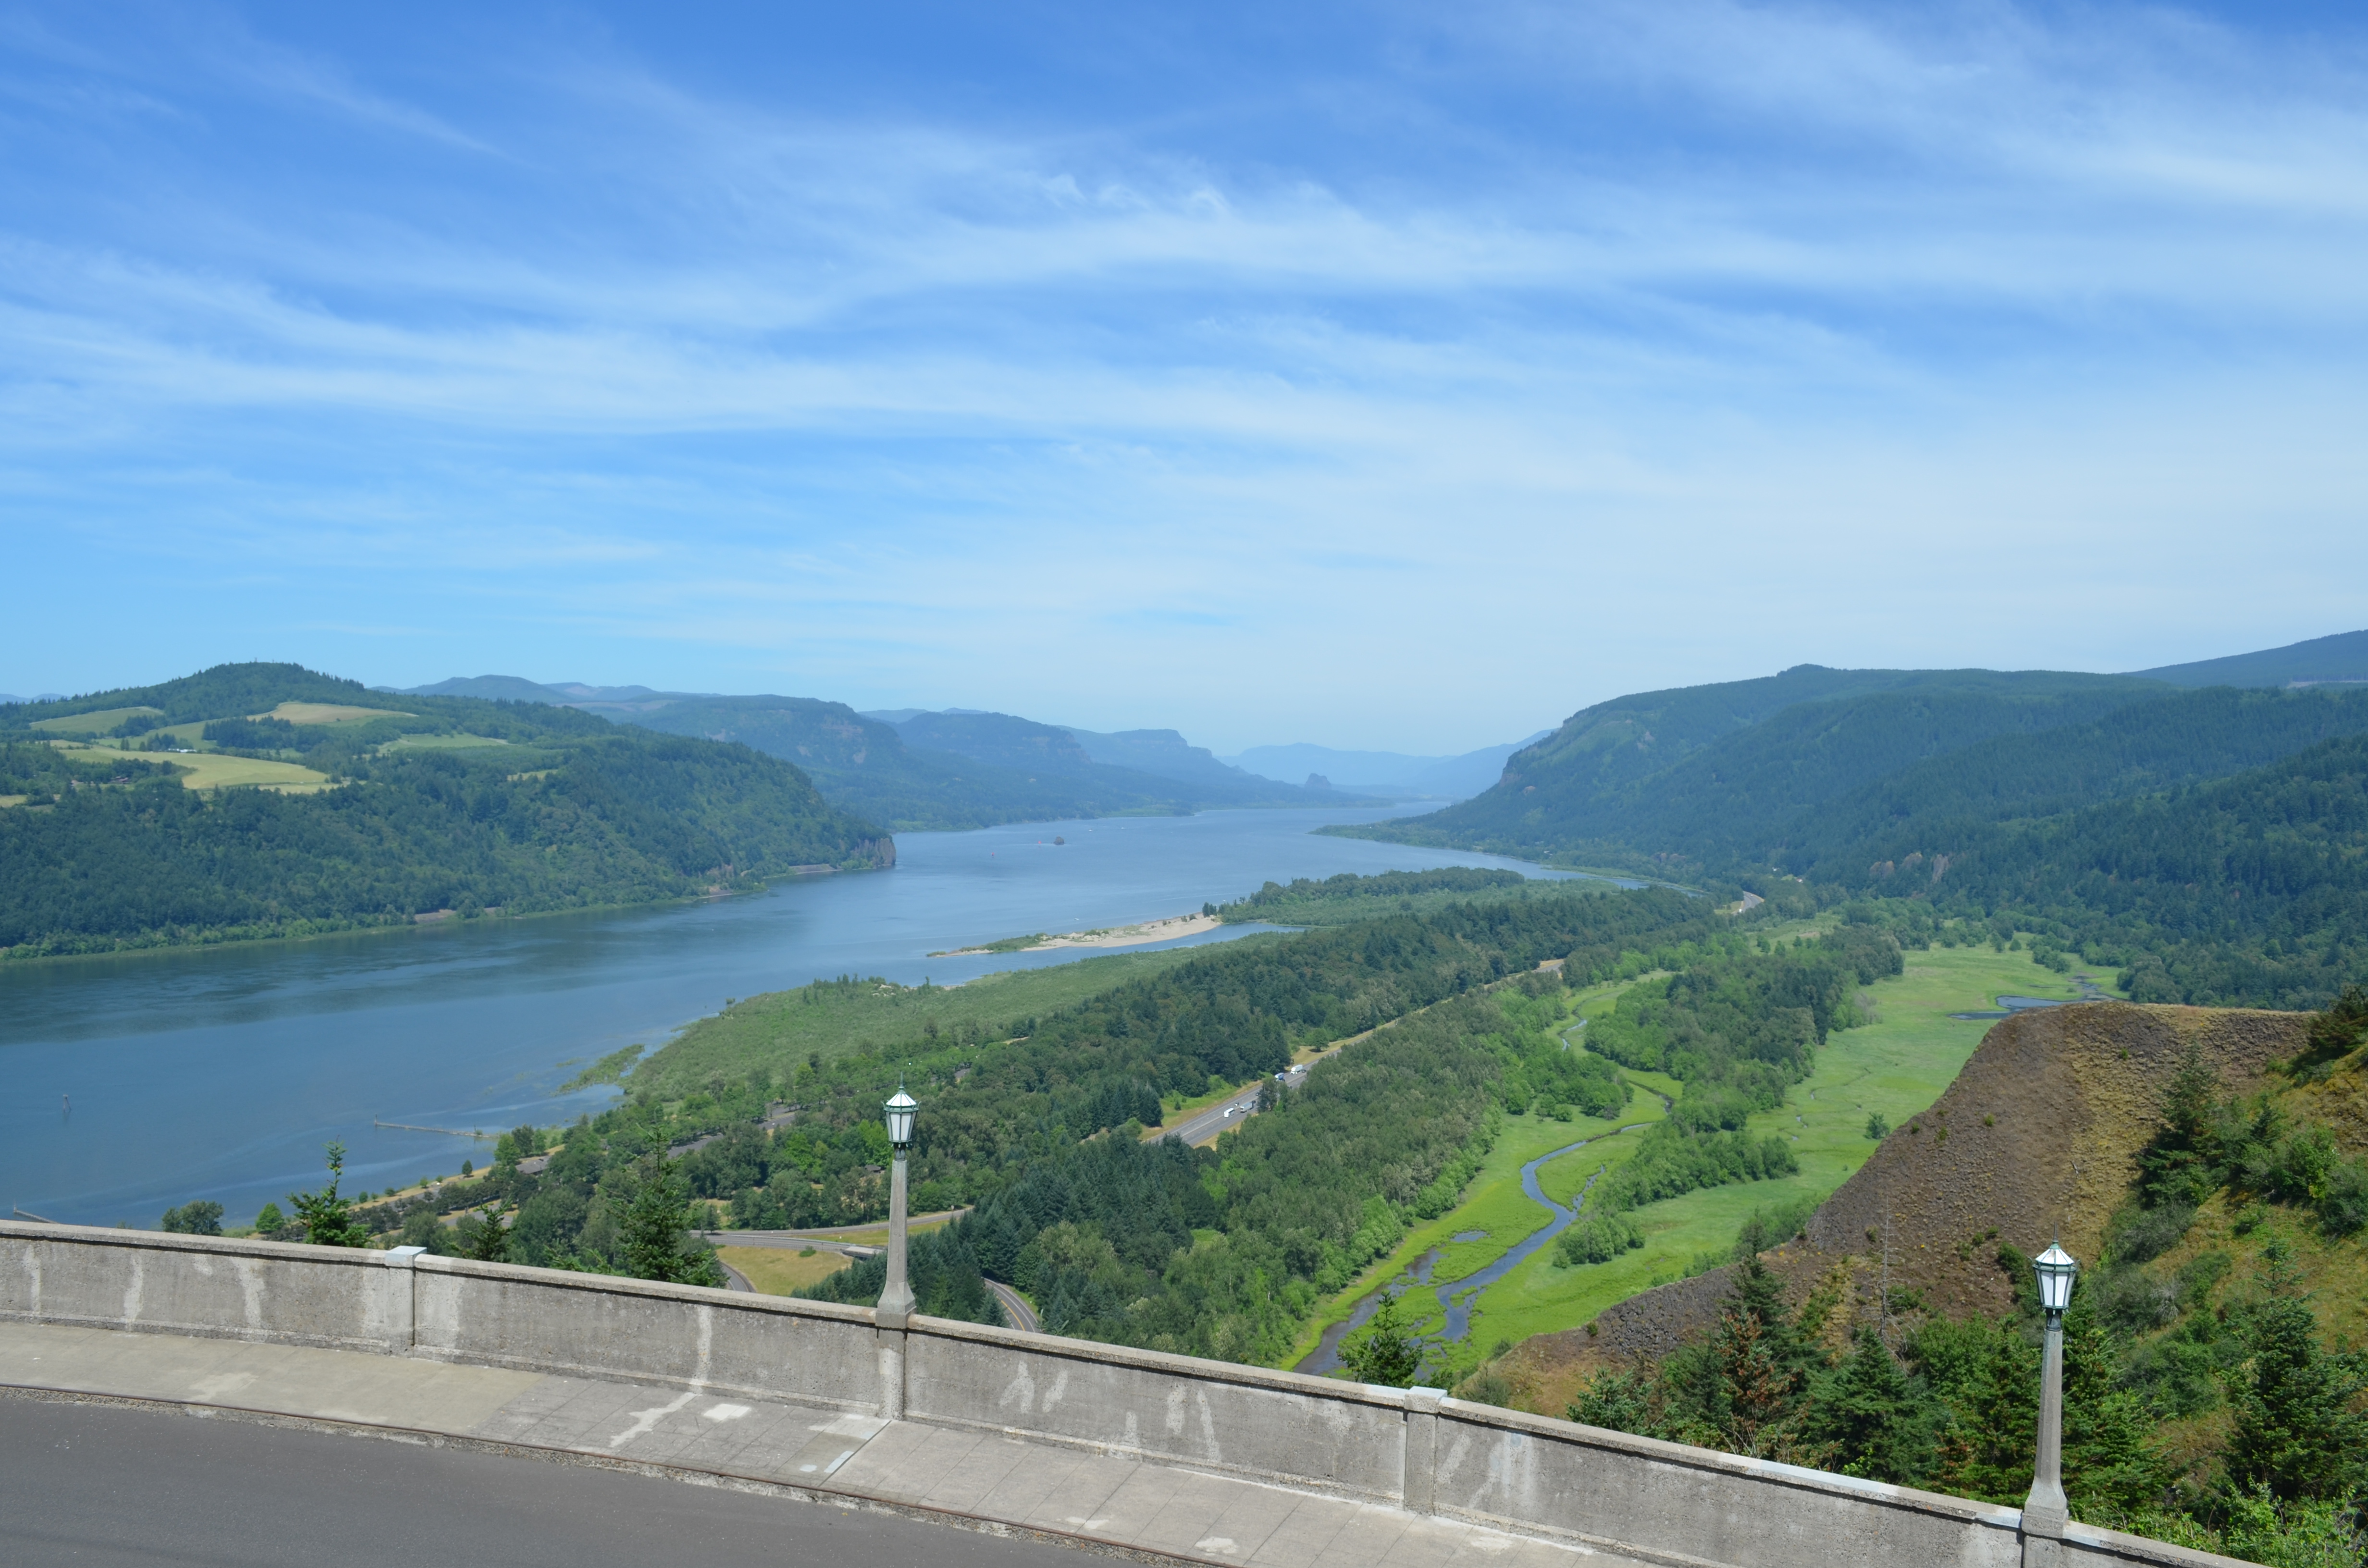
2,805,1582,1228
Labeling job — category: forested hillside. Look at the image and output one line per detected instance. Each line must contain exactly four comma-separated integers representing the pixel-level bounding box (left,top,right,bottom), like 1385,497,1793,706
1846,731,2368,1011
1340,663,2368,1010
1352,666,2167,858
0,663,889,956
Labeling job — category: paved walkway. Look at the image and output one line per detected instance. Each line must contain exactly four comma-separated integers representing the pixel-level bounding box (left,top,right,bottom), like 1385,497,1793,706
0,1322,1645,1568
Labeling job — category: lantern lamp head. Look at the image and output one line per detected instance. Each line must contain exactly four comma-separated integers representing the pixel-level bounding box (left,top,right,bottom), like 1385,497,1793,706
2033,1242,2077,1315
884,1085,918,1151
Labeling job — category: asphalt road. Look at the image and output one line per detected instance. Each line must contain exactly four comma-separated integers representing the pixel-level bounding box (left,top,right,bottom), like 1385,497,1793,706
0,1396,1100,1568
986,1279,1041,1332
1160,1058,1319,1146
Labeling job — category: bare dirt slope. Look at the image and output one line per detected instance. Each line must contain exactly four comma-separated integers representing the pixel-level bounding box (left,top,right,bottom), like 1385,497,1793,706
1504,1003,2308,1413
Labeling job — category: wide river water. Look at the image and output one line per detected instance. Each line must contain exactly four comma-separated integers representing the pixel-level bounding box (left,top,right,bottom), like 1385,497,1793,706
3,805,1584,1228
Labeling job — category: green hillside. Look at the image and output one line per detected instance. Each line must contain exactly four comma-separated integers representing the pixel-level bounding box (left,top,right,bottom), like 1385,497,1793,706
0,663,889,957
1341,668,2166,858
1776,685,2368,882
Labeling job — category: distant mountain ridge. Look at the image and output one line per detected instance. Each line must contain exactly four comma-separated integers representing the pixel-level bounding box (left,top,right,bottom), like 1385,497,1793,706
2126,627,2368,688
395,678,1361,831
1225,734,1551,799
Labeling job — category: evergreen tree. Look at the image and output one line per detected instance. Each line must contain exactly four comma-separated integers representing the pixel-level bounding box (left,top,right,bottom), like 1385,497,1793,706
2293,985,2368,1076
2137,1043,2223,1210
2224,1238,2368,1503
1657,1255,1826,1462
617,1154,725,1288
2057,1291,2168,1520
1805,1329,1933,1483
1339,1290,1426,1388
1568,1368,1660,1435
286,1142,370,1248
1925,1316,2039,1506
457,1202,509,1263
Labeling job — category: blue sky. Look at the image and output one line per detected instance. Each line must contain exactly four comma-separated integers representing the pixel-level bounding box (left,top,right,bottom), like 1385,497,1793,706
3,1,2364,753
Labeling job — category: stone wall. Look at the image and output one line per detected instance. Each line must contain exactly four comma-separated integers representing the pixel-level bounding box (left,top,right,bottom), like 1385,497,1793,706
0,1221,2232,1568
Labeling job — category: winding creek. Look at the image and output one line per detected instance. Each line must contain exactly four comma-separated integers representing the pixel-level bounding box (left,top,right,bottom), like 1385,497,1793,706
1295,1018,1672,1376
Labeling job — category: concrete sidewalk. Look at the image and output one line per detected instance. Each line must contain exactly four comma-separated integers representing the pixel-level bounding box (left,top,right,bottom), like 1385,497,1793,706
0,1322,1645,1568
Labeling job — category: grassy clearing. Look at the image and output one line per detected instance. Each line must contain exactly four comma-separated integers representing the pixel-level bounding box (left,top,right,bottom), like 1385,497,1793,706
715,1246,852,1295
259,702,407,724
30,706,162,735
632,942,1261,1098
1276,988,1672,1368
1464,944,2087,1355
382,733,509,751
1275,943,2089,1374
51,743,334,793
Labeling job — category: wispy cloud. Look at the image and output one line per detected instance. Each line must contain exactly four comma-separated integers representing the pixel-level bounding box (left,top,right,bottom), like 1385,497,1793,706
0,1,2363,748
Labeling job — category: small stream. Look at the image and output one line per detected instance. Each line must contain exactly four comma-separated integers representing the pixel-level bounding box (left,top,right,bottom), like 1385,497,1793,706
1296,1017,1676,1376
1295,1128,1642,1374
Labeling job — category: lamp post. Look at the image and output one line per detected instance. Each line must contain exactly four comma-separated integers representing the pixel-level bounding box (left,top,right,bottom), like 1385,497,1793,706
878,1085,918,1323
2023,1242,2078,1564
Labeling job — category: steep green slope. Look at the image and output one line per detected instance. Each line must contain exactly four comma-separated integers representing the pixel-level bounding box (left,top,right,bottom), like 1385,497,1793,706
1782,686,2368,881
0,664,889,956
1344,670,2167,862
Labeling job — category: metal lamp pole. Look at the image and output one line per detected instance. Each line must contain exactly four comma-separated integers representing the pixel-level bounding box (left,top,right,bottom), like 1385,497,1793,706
2023,1243,2078,1566
879,1085,918,1322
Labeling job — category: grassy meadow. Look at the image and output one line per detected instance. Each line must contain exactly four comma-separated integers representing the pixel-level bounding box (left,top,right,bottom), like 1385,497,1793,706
629,941,1267,1099
1279,940,2092,1376
714,1245,852,1295
52,740,334,793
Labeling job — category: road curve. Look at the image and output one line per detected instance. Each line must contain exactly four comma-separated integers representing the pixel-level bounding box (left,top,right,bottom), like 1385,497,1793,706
0,1396,1096,1568
987,1279,1040,1332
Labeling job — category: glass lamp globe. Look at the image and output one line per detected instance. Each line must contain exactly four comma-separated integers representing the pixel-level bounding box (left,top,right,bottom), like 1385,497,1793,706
884,1087,918,1150
2033,1243,2077,1314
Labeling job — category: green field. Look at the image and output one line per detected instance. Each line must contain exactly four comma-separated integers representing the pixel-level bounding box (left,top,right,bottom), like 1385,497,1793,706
381,732,510,751
630,940,1275,1099
54,742,333,793
30,706,162,735
1281,942,2089,1375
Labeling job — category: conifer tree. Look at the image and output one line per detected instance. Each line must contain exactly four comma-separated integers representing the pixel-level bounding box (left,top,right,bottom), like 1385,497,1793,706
618,1154,725,1287
1806,1329,1933,1483
286,1142,370,1248
2224,1238,2368,1503
1339,1290,1426,1388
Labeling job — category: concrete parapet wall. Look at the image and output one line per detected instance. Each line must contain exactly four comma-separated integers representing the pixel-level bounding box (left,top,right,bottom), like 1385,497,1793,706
0,1223,2233,1568
910,1315,1410,1501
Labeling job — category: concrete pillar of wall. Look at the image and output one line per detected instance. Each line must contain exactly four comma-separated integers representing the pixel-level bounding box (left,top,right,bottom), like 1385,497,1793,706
382,1246,427,1353
875,1312,909,1421
2020,1507,2066,1568
1403,1386,1444,1514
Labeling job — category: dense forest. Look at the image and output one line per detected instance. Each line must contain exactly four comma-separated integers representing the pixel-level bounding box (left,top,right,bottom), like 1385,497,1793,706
0,664,889,956
1350,666,2170,857
1346,667,2368,1011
